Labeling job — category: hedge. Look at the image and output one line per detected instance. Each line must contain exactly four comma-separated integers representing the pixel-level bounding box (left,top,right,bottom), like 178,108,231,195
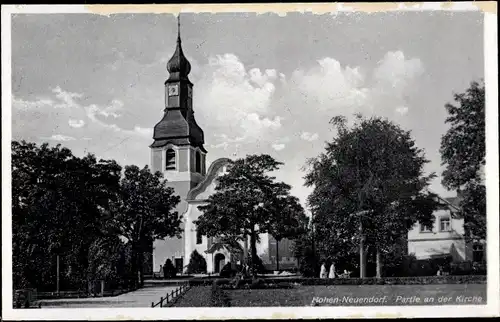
189,275,486,287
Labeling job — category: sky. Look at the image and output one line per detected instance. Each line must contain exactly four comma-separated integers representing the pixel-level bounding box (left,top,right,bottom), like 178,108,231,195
10,11,485,209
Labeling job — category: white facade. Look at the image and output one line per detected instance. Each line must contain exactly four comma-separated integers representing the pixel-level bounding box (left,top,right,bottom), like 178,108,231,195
182,158,272,274
407,209,467,261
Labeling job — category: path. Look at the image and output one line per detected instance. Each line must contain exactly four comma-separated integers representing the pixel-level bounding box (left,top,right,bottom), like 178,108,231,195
38,285,180,308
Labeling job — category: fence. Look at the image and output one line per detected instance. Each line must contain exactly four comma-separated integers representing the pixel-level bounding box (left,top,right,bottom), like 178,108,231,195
151,283,190,308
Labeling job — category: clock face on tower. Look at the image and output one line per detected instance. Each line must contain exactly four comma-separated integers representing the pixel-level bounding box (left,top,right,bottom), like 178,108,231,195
168,84,179,96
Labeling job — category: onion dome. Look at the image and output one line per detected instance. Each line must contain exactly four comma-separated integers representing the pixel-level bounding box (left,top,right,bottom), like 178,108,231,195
166,15,191,81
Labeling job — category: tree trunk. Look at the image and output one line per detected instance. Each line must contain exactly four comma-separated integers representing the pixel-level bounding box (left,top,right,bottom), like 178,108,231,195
276,238,280,271
130,244,139,289
138,249,144,287
243,235,248,265
376,246,382,278
359,221,366,278
250,226,258,278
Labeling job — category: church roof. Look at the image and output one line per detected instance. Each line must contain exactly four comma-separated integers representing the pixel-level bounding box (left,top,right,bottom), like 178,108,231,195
186,158,232,200
151,109,205,151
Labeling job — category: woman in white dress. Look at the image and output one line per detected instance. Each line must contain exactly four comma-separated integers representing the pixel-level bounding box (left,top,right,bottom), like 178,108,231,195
320,263,327,279
328,262,336,279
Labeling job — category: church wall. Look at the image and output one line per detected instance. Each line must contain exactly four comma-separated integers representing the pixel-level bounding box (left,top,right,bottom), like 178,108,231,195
153,180,191,272
151,149,163,173
178,148,189,172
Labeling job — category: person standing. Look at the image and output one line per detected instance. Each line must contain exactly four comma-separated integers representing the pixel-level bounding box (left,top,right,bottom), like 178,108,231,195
320,263,327,279
328,263,336,279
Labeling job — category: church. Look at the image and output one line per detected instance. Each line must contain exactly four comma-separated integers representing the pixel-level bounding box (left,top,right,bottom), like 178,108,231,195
149,18,297,275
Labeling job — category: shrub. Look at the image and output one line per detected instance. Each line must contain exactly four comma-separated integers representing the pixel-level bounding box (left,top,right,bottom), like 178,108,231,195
163,259,177,279
219,263,237,278
247,255,266,274
211,280,231,307
186,250,207,274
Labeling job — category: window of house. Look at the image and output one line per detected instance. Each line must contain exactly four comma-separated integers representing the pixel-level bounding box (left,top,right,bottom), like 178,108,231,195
195,151,201,173
420,223,433,233
165,149,176,170
439,217,451,232
473,244,484,262
196,230,202,245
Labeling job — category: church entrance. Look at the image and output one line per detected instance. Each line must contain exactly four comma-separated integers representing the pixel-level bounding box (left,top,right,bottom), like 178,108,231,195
214,253,226,273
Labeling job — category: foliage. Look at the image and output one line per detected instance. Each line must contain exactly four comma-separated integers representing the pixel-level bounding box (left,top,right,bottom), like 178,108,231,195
12,140,121,291
110,165,181,287
87,236,128,289
246,254,266,274
292,229,319,277
163,259,177,279
205,236,243,255
440,80,486,243
195,154,307,277
304,116,438,277
186,250,207,274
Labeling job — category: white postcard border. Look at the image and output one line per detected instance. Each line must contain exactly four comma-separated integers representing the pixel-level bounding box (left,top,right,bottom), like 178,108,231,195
2,3,498,320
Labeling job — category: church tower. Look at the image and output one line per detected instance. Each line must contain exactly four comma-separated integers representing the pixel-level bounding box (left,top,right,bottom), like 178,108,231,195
150,16,206,186
150,16,206,272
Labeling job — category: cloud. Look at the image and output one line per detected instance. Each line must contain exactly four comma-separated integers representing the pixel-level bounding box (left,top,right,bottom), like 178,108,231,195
13,97,54,110
133,126,153,138
373,51,424,92
395,106,409,115
12,86,153,168
52,86,83,109
271,143,286,151
195,53,282,149
41,134,76,141
68,119,85,128
286,51,424,119
300,132,319,142
290,57,369,110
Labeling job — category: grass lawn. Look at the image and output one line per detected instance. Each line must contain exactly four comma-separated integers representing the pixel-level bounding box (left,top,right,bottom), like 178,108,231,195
173,284,486,307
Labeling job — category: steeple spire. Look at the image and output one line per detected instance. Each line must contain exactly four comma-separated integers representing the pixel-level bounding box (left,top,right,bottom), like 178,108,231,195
166,13,191,81
177,14,181,41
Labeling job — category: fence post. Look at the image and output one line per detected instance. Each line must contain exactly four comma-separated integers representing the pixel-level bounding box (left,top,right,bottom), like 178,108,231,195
160,297,163,308
166,293,169,303
151,302,154,308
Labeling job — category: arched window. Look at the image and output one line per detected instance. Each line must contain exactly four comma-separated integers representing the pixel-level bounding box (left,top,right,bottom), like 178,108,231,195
165,149,176,170
195,151,201,173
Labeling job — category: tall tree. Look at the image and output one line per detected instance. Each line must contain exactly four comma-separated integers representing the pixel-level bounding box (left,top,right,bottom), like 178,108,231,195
12,141,121,291
110,165,181,288
440,80,486,243
304,116,438,278
195,154,307,277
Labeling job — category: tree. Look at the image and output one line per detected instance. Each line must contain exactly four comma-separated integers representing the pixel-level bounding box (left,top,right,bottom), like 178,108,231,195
110,165,181,288
304,116,438,278
12,141,122,291
186,250,207,274
266,195,309,271
194,154,307,277
440,80,486,243
292,228,319,277
163,259,177,279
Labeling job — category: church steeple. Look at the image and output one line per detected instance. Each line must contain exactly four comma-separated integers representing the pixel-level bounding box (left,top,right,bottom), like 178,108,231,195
150,14,206,181
166,15,192,83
